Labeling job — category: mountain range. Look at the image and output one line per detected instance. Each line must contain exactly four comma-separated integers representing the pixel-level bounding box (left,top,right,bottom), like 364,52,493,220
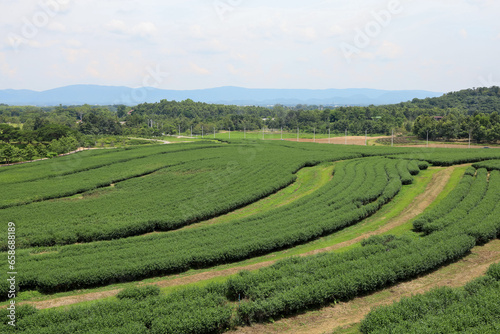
0,85,443,106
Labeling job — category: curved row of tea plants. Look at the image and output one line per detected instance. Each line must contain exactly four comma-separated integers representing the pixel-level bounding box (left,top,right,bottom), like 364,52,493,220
229,230,475,324
223,168,500,324
473,159,500,171
388,148,500,166
0,285,233,334
0,149,216,209
3,168,499,334
412,168,476,231
416,168,489,234
0,143,214,184
3,142,496,250
360,262,500,333
3,142,362,249
0,157,420,294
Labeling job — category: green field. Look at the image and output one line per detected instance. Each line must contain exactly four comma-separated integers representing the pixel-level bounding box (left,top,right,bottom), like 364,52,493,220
163,130,381,141
2,139,500,333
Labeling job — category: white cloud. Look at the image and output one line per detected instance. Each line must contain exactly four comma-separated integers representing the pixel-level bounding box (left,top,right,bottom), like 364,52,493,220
105,19,128,34
189,63,210,75
0,52,17,78
192,39,228,55
1,0,499,91
328,25,345,37
132,22,157,38
86,60,101,78
188,25,204,39
295,27,318,43
105,20,157,38
63,48,89,63
47,22,66,32
66,39,83,48
377,41,403,60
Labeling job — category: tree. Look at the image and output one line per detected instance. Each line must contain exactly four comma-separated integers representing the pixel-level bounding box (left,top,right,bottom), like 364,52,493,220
23,144,38,160
37,124,74,142
1,144,19,163
116,105,127,118
33,116,49,130
19,129,37,143
36,144,48,157
59,136,79,153
0,124,20,143
412,116,435,139
79,111,122,135
48,136,79,154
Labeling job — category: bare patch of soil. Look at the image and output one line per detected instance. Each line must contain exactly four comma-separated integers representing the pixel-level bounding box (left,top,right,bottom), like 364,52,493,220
283,136,498,149
284,136,388,146
405,143,497,149
28,290,119,309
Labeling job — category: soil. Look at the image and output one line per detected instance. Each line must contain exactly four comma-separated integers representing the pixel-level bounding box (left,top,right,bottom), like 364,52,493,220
284,136,498,149
21,165,454,310
284,136,388,146
126,137,171,144
404,144,497,149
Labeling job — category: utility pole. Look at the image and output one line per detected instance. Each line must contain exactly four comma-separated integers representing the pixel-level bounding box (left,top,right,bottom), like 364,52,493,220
365,129,368,146
469,129,472,149
426,130,429,148
391,129,394,147
178,125,181,136
328,128,331,144
297,127,299,142
281,127,283,140
345,129,347,145
313,128,316,142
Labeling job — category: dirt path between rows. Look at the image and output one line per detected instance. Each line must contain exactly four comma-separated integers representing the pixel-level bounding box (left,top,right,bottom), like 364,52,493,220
284,136,388,146
126,137,172,144
230,239,500,334
303,166,454,256
23,166,454,310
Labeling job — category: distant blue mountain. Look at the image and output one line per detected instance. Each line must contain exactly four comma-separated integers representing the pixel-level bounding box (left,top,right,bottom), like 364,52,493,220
0,85,443,106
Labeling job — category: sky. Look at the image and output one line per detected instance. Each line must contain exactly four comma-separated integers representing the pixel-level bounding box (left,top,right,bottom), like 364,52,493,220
0,0,499,93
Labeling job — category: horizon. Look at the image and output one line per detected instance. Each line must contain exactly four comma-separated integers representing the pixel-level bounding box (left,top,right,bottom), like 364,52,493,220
2,84,444,94
0,84,447,107
1,1,499,92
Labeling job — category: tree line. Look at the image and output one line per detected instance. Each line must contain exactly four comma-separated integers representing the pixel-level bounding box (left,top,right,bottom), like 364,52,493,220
1,86,500,151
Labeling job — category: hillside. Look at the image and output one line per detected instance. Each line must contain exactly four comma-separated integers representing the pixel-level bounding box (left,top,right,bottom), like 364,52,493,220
0,85,442,106
403,86,500,114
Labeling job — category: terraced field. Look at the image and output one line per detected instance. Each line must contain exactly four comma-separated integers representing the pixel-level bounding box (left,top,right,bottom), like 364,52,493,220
2,139,500,333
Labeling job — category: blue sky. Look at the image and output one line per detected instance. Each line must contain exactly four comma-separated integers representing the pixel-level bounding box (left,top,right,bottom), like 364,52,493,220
0,0,499,92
